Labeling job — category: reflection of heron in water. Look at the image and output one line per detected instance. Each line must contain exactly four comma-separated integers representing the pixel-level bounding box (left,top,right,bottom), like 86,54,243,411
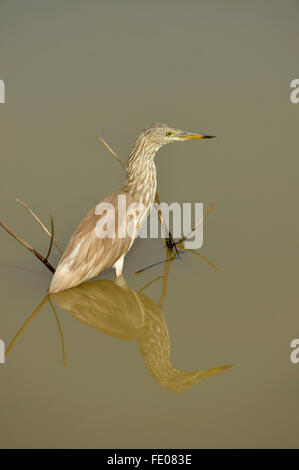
5,251,232,393
53,279,231,393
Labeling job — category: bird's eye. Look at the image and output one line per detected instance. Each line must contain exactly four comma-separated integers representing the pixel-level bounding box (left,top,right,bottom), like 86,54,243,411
166,131,173,137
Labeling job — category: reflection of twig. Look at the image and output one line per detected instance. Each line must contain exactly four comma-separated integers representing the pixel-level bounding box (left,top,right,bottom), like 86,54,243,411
16,198,63,254
44,213,54,262
49,297,66,367
184,248,220,272
138,247,174,308
5,293,66,367
138,275,163,292
158,248,174,309
0,219,55,274
5,294,49,357
97,135,126,170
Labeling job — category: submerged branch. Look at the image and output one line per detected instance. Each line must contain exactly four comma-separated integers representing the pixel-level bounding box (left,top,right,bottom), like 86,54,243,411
0,219,55,274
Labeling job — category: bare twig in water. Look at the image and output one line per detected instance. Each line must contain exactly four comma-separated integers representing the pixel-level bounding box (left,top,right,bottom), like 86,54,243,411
158,247,175,309
97,135,127,170
0,219,55,274
16,198,63,254
136,245,219,275
135,251,178,275
44,213,54,262
175,202,216,246
135,203,219,274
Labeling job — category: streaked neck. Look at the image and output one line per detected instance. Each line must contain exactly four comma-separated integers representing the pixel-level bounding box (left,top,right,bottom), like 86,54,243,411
124,139,159,197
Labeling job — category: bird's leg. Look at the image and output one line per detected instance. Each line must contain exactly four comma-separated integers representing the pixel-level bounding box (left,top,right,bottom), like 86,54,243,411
113,256,128,287
154,192,177,253
113,255,125,277
115,273,127,288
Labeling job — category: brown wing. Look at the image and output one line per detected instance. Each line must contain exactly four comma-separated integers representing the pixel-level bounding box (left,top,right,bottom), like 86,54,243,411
49,190,137,293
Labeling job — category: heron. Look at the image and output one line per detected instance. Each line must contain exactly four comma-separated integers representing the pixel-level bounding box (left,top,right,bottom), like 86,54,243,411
49,123,215,293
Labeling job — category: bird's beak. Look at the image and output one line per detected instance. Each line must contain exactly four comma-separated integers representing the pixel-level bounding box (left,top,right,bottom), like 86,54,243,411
178,131,216,140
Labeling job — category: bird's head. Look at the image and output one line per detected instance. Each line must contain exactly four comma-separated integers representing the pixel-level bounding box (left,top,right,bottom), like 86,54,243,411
139,123,215,151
